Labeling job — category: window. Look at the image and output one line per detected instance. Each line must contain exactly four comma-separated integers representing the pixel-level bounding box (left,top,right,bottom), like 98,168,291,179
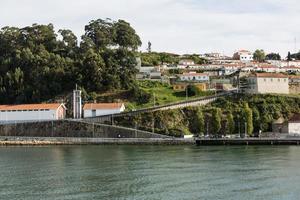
264,79,266,82
271,78,273,82
278,79,280,82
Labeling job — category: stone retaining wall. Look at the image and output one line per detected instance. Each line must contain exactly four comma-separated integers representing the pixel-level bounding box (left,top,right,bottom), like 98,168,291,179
0,120,169,139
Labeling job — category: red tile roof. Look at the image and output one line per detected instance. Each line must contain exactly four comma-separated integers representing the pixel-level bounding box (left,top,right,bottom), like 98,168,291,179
0,103,64,111
250,73,288,78
289,114,300,123
83,103,124,110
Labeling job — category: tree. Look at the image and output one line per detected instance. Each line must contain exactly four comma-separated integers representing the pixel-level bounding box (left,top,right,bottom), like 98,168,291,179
253,49,265,62
186,85,200,96
0,18,141,104
287,51,292,61
113,20,142,50
226,112,235,135
265,53,281,60
211,108,222,135
189,108,205,135
243,103,253,136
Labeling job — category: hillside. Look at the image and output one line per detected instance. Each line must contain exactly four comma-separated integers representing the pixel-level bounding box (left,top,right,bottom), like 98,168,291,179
113,94,300,137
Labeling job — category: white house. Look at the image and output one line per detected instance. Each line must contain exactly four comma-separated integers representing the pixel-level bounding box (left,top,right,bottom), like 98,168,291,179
179,59,195,66
83,103,125,118
246,73,289,94
178,72,209,82
288,114,300,134
0,103,66,122
233,50,253,63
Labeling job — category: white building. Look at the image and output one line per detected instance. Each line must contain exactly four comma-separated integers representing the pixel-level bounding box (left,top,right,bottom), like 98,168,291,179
288,114,300,134
0,103,66,122
246,73,289,94
83,103,125,118
178,72,209,82
179,59,195,66
233,50,253,63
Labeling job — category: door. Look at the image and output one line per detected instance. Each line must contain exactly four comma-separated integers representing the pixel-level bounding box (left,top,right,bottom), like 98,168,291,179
92,110,96,117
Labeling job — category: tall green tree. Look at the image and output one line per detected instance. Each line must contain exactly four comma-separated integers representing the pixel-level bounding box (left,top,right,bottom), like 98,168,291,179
253,49,266,62
243,103,253,136
211,108,222,135
265,53,281,60
226,112,235,135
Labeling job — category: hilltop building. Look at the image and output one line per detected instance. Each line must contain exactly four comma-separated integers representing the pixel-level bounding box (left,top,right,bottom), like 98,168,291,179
178,59,195,66
245,73,289,94
233,50,253,63
0,103,66,122
83,103,125,118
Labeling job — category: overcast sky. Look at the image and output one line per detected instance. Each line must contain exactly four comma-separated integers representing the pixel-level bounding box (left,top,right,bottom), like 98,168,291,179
1,0,300,56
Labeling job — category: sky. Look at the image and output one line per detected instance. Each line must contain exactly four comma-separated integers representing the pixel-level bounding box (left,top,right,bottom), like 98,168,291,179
1,0,300,56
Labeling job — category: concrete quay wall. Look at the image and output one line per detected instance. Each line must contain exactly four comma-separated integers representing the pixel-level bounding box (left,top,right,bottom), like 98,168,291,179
0,120,169,139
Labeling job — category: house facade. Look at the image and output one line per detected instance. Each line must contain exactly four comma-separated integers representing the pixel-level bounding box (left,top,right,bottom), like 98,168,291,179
288,114,300,134
83,103,125,118
178,72,209,82
0,103,66,122
178,59,195,66
233,50,253,63
173,83,207,91
246,73,289,94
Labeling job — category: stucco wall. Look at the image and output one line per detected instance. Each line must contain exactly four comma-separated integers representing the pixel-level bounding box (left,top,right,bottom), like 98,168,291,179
288,123,300,134
0,110,58,122
246,77,289,94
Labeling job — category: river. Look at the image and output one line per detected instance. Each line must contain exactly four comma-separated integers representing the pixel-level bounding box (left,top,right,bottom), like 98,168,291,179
1,145,300,200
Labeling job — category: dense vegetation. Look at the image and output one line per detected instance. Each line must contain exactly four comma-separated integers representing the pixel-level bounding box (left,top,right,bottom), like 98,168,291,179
0,19,141,104
140,52,208,66
114,94,300,137
291,52,300,60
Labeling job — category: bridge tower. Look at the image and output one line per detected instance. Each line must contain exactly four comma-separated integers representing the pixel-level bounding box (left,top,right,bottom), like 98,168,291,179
73,86,82,119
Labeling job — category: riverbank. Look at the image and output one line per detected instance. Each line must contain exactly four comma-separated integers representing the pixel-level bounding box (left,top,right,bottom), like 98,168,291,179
3,136,300,146
196,138,300,145
0,136,194,146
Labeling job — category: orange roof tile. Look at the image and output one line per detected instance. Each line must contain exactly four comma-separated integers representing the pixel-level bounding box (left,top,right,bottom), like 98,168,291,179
289,114,300,123
83,103,124,110
250,73,288,78
0,103,64,111
179,73,209,77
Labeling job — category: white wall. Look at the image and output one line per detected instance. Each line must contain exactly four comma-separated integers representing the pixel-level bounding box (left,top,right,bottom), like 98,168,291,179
288,123,300,134
84,106,125,118
180,75,209,82
240,54,253,62
0,110,58,122
246,77,289,94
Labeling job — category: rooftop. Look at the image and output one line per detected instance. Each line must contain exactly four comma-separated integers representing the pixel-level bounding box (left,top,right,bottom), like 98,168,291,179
289,114,300,123
179,73,209,77
0,103,64,111
250,73,288,78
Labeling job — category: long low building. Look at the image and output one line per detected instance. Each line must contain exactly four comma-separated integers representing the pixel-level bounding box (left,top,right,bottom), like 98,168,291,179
245,73,289,94
83,103,125,118
0,103,66,122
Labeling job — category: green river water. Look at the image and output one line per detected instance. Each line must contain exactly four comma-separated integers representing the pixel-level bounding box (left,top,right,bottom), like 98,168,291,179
1,145,300,200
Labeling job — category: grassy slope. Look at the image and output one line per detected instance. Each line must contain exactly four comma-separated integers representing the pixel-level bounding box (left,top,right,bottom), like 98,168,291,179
126,80,214,110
